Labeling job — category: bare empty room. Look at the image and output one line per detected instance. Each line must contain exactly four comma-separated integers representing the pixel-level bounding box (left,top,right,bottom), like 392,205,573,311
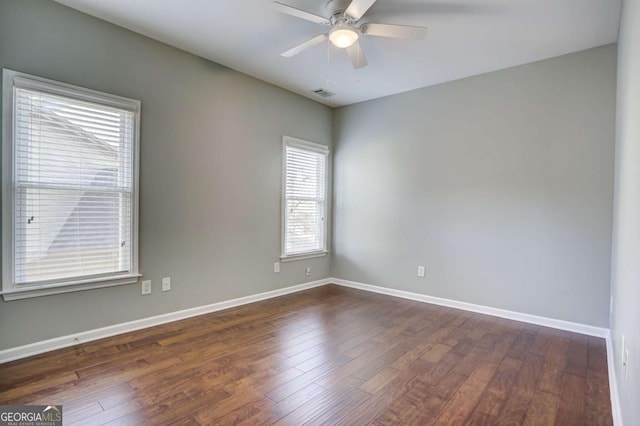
0,0,638,424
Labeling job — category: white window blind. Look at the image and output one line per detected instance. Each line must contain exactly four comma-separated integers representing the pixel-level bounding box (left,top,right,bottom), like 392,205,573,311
2,69,140,297
283,137,328,258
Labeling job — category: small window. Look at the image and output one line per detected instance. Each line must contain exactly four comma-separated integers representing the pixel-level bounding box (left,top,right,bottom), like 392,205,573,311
2,69,141,300
281,136,329,261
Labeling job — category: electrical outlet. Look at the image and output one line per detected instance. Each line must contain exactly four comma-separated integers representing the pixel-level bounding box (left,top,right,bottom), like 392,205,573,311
624,349,629,380
274,262,280,273
610,296,613,317
162,277,171,292
141,280,151,295
621,334,629,380
417,266,425,277
305,267,311,277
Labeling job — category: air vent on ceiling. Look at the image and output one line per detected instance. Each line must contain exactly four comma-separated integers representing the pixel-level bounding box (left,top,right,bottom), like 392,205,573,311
311,88,335,98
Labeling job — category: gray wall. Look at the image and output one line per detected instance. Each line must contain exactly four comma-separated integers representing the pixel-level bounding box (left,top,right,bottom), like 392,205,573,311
610,0,640,423
333,45,616,327
0,0,619,353
0,0,332,350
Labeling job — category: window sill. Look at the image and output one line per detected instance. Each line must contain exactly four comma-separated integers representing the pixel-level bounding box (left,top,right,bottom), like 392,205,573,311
1,274,142,301
280,251,329,262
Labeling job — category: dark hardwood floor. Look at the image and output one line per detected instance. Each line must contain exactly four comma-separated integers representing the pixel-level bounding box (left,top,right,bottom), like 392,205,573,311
0,285,613,425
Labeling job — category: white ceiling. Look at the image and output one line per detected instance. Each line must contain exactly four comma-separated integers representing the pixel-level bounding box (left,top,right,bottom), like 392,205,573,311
53,0,621,107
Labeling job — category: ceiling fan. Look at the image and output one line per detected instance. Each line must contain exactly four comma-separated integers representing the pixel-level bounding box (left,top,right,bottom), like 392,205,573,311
274,0,427,69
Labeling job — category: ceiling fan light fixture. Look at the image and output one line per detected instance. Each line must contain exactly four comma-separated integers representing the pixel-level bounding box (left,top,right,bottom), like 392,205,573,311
329,25,359,48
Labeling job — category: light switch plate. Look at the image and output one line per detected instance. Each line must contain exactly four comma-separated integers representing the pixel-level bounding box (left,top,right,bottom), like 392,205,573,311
142,280,151,295
162,277,171,292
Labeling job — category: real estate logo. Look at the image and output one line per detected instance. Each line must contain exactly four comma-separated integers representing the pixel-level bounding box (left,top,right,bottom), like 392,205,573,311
0,405,62,426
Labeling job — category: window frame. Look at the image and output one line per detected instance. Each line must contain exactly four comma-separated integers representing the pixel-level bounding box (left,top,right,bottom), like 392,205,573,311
1,69,141,300
281,135,329,262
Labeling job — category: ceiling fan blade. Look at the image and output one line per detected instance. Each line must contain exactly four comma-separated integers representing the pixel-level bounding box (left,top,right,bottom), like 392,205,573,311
345,0,378,20
281,34,328,57
273,2,331,25
346,40,367,69
361,23,427,39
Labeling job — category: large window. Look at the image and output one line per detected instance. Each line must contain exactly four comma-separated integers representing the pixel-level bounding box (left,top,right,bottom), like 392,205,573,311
282,136,329,260
2,69,140,300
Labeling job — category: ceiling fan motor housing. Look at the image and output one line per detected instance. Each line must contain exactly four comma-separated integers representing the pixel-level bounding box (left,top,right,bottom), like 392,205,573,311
326,0,357,22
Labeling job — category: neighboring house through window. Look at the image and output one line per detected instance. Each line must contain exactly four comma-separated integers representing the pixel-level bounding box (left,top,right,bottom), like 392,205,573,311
1,69,141,300
281,136,329,261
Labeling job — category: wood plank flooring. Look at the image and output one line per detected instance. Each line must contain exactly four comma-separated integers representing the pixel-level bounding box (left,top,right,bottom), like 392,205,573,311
0,285,613,425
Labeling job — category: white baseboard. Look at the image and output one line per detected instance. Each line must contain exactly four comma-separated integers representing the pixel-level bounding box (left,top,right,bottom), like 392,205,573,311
0,278,331,364
606,331,623,426
331,278,609,338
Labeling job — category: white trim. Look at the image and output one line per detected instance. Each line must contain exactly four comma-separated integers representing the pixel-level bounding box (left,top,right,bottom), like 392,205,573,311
332,278,609,338
2,69,17,299
0,278,331,364
1,274,142,301
11,73,140,111
606,331,624,426
280,251,328,262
